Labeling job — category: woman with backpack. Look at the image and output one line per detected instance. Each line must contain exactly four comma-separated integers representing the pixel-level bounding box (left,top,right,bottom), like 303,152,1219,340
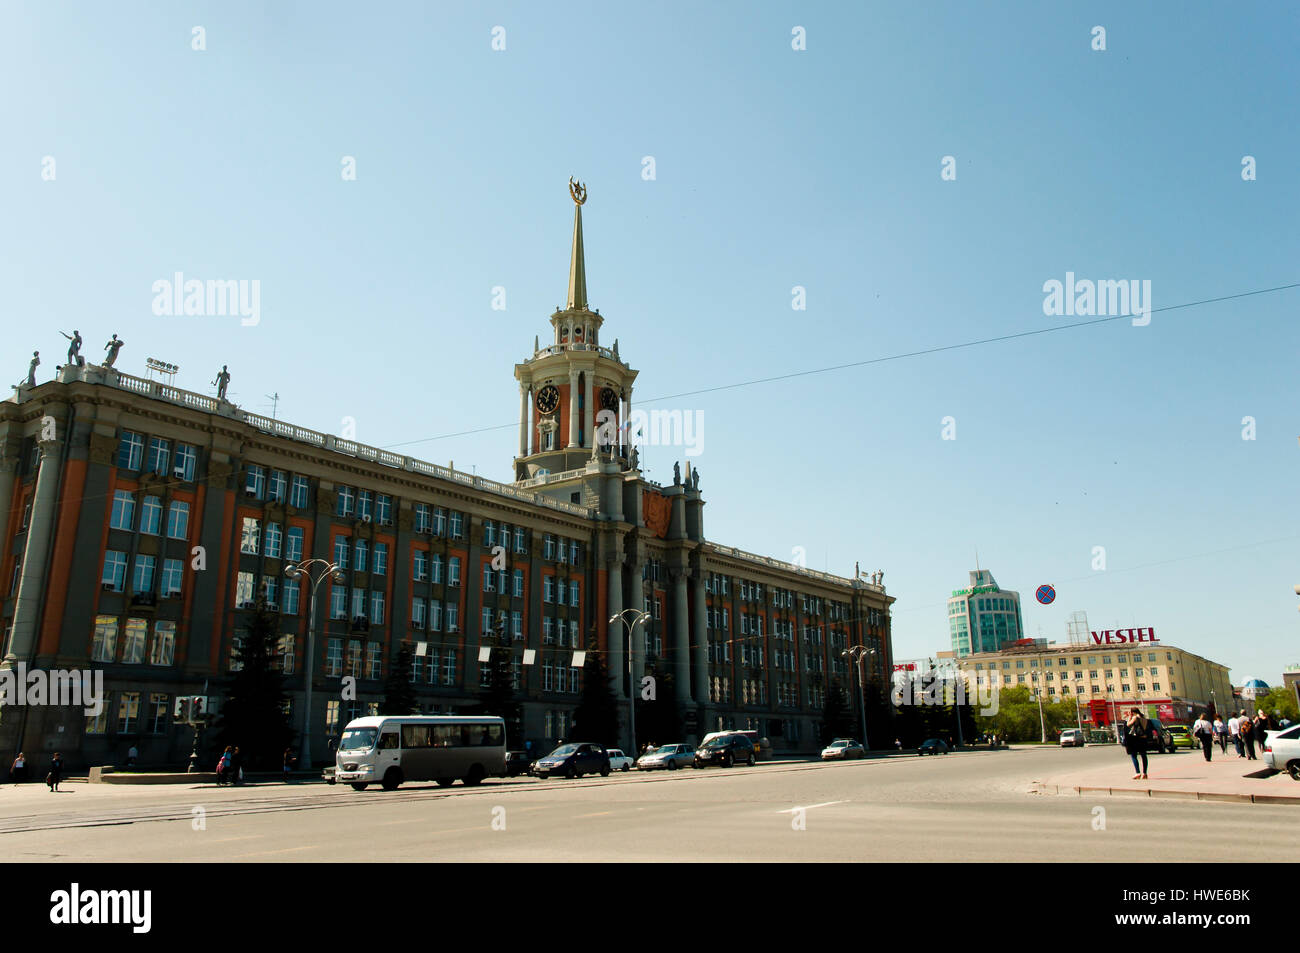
216,746,233,785
1124,708,1149,779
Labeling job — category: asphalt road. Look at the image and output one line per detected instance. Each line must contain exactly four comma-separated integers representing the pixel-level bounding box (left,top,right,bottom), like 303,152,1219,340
3,746,1296,861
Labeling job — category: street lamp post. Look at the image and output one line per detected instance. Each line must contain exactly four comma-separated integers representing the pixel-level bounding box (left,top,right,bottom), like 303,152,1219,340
285,558,345,772
610,609,650,758
842,646,875,751
1030,670,1047,743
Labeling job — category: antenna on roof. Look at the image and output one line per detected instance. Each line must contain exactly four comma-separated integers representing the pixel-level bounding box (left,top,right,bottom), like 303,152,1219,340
265,392,280,419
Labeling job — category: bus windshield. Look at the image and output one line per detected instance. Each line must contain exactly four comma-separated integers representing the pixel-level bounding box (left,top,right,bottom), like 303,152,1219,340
339,728,378,752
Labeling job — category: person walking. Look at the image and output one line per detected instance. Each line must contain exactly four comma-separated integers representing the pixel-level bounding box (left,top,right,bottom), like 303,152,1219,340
216,746,233,785
1255,711,1270,748
1192,712,1213,762
282,747,295,782
1229,711,1243,757
1213,715,1226,753
1124,708,1150,780
47,752,64,792
230,746,244,785
10,752,28,784
1241,716,1257,761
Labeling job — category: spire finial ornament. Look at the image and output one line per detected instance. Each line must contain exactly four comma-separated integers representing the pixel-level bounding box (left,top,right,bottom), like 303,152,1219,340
569,177,587,206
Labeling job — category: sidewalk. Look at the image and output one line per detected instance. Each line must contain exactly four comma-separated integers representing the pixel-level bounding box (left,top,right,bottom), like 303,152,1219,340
1031,747,1300,804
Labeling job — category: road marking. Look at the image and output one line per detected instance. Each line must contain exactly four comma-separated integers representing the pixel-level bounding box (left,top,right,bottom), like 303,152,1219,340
232,845,319,858
208,835,261,843
575,811,613,818
777,801,847,813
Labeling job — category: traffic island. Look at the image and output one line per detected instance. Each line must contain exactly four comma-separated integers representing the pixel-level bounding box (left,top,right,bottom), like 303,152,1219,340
1030,753,1300,805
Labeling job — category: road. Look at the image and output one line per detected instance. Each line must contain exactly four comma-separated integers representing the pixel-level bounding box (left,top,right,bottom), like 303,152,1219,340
3,746,1296,861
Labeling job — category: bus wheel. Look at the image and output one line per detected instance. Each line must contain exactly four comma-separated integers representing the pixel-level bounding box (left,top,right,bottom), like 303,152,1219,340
436,777,454,787
463,765,485,786
382,769,403,791
351,783,368,791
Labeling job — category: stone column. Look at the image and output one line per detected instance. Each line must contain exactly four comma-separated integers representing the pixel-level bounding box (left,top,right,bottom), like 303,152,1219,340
671,567,693,705
692,574,709,711
0,445,19,567
517,381,529,457
606,544,624,701
4,430,63,663
584,371,595,450
567,369,579,448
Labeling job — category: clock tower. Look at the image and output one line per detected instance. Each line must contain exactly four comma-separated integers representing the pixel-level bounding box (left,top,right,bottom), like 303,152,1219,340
514,179,638,481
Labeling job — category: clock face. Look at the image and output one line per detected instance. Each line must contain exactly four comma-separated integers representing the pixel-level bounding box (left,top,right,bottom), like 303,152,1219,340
600,387,619,411
536,385,560,415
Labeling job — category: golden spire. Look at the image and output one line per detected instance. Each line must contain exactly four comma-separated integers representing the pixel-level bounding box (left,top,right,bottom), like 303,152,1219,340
566,177,588,311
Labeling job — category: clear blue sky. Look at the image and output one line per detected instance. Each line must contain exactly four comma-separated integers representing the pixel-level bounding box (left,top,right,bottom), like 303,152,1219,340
4,1,1298,684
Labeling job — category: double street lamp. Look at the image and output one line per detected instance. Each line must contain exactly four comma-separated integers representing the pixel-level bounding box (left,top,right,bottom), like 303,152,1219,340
609,609,650,758
841,645,876,751
285,558,345,771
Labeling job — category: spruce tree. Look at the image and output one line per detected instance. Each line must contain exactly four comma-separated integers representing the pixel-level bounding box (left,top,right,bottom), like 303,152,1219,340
572,642,620,749
382,644,418,715
214,599,294,769
820,679,856,746
477,624,522,746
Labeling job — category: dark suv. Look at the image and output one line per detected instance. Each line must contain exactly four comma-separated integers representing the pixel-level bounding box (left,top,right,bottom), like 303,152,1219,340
532,743,610,779
694,734,756,768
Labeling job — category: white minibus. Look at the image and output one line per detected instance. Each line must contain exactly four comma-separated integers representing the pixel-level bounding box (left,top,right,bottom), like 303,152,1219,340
334,715,507,791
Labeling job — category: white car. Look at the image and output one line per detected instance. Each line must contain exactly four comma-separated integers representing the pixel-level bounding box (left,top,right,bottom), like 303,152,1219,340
605,749,635,772
636,743,695,770
1262,724,1300,780
1059,729,1086,748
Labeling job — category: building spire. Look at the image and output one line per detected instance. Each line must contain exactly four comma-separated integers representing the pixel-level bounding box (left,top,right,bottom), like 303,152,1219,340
566,177,588,311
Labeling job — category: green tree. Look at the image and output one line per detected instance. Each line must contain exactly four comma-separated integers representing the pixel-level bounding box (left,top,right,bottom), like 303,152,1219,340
382,644,418,716
572,648,621,749
819,679,855,746
1255,686,1299,724
477,625,522,745
214,599,295,769
637,663,682,749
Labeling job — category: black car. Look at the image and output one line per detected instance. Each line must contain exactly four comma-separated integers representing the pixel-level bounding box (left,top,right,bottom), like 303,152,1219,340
693,734,756,768
917,738,950,756
505,751,532,777
532,743,610,779
1121,718,1175,754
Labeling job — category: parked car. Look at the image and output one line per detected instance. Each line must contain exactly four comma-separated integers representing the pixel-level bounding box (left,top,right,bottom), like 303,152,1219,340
694,734,756,768
636,743,695,770
1146,718,1175,754
917,738,950,756
532,743,610,779
1262,724,1300,780
821,739,865,760
1166,725,1196,750
605,748,634,772
699,729,772,761
505,751,532,777
1059,728,1086,748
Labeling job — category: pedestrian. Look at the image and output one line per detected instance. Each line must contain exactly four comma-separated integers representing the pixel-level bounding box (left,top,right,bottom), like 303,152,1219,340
1192,711,1213,762
1213,715,1226,753
126,744,138,767
1255,711,1270,746
47,752,64,792
1241,716,1256,761
894,737,903,752
216,746,233,785
1229,711,1243,757
230,745,244,785
10,752,27,784
282,747,295,782
1124,708,1149,780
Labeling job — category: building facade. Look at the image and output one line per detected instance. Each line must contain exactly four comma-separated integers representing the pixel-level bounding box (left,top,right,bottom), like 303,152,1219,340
948,634,1233,725
0,184,894,768
947,569,1023,657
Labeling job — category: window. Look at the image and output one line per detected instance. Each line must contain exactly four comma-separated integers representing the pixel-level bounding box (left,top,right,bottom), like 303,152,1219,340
240,517,261,554
131,555,156,594
414,550,428,581
235,572,256,607
415,504,431,533
544,535,555,560
102,550,128,591
412,597,427,628
135,495,162,535
265,522,283,559
333,535,350,569
268,469,287,502
173,443,198,481
483,563,496,592
121,618,147,663
433,507,447,536
446,602,459,632
544,576,555,603
166,500,190,539
263,577,279,607
148,692,169,733
151,621,176,666
429,602,442,632
117,431,144,470
326,699,340,731
325,638,343,677
373,543,387,576
514,527,526,553
289,475,310,509
484,520,496,547
482,607,494,635
357,490,373,521
449,511,463,538
109,491,136,531
283,580,300,615
91,615,118,663
278,634,296,674
512,611,522,640
443,650,457,686
286,527,304,562
336,485,355,518
569,580,579,607
354,539,368,573
245,465,266,499
431,554,443,584
161,558,183,597
448,557,461,587
117,692,141,733
513,569,524,597
367,642,382,679
370,591,385,625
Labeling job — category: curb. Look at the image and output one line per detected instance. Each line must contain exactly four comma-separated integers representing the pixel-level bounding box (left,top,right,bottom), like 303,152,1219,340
1030,780,1300,805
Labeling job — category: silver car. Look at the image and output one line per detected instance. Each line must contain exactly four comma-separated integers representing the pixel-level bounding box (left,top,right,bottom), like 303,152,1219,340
1262,724,1300,780
636,743,695,771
